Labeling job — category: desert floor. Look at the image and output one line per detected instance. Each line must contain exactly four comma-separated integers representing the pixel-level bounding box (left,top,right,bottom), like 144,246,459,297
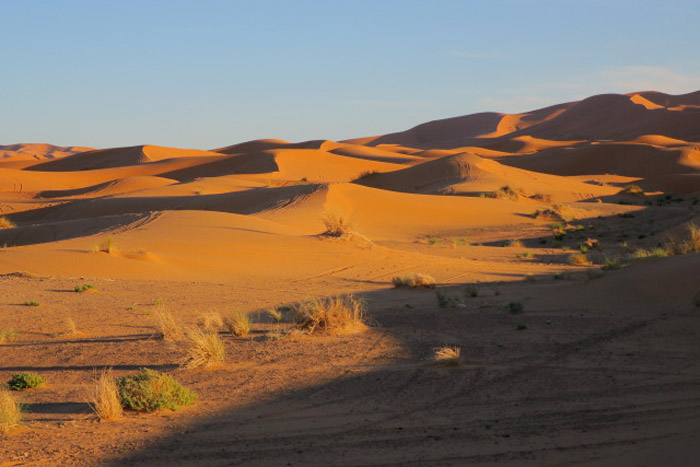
1,91,700,466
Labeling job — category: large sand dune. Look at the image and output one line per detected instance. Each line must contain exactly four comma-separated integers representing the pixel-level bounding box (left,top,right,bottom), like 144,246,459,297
1,90,699,466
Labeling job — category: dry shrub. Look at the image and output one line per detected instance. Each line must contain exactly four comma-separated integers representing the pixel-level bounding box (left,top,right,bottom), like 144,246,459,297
0,388,22,434
505,239,524,248
391,273,436,289
224,311,251,338
295,295,365,334
322,211,355,237
94,236,118,254
621,184,644,195
533,204,572,222
0,216,16,229
568,253,590,266
153,311,182,341
488,185,522,201
199,312,223,332
90,369,123,422
433,346,461,366
180,328,226,369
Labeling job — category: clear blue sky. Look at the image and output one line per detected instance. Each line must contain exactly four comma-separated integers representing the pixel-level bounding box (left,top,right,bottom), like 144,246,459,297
2,0,698,149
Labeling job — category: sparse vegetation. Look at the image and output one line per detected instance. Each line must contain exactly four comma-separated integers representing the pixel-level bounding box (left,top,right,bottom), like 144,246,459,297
7,373,45,391
94,236,118,254
601,255,626,271
90,369,123,421
435,288,460,308
74,283,97,293
199,312,223,332
224,310,252,338
391,273,436,289
487,185,522,201
23,300,40,307
0,329,19,344
321,211,355,238
0,216,16,229
153,310,182,340
504,239,524,248
432,346,461,366
0,389,22,433
116,369,196,412
568,252,590,266
295,295,365,334
621,184,644,195
180,327,226,369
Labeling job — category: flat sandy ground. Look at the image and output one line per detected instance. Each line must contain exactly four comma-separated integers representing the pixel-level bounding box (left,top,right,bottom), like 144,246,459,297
1,91,699,465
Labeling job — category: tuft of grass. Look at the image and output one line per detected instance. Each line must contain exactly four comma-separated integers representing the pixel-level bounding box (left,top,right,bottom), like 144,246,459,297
568,253,590,266
94,236,118,254
295,295,365,334
321,211,355,238
432,346,461,366
180,328,226,369
0,329,19,344
0,216,16,229
621,184,644,195
504,239,524,248
74,283,97,293
224,310,252,338
90,369,123,422
153,310,182,341
507,302,524,314
23,300,40,307
435,288,458,308
601,255,626,271
631,247,671,259
487,185,522,201
7,373,44,391
116,368,196,412
199,312,223,333
0,388,22,434
392,273,436,289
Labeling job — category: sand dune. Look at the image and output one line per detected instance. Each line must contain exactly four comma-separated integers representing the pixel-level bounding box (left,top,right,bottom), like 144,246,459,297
0,143,92,162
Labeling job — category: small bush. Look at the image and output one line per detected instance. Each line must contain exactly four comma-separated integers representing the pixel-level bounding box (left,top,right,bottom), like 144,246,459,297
0,217,16,229
95,236,118,254
153,310,182,340
321,211,355,238
432,346,461,366
601,255,626,271
487,185,521,201
507,302,524,314
74,284,97,293
392,273,436,289
621,184,644,195
0,389,22,433
504,239,524,248
7,373,45,391
23,300,40,307
90,369,123,421
199,312,223,332
631,247,670,259
568,253,590,266
180,328,226,369
224,310,251,338
295,295,365,334
116,369,196,412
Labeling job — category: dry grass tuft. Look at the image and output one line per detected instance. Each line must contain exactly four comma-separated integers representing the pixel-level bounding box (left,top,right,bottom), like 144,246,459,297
296,295,366,334
90,369,123,422
322,211,355,237
180,327,226,369
153,310,182,341
621,184,644,195
433,346,461,366
224,310,252,338
94,236,118,254
391,273,436,289
199,312,223,332
568,253,590,266
0,388,22,434
488,185,522,201
0,216,16,229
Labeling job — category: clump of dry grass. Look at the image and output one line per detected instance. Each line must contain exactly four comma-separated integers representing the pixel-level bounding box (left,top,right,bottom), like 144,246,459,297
432,346,461,366
180,327,226,369
295,295,365,334
224,310,251,338
199,312,223,332
532,204,572,222
93,236,118,254
321,211,355,237
621,184,644,195
153,310,182,341
0,216,16,229
391,273,436,289
568,253,590,266
504,239,524,248
487,185,522,201
90,369,123,422
0,388,22,434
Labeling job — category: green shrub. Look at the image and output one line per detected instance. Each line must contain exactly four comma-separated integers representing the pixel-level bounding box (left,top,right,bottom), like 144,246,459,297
116,369,196,412
23,300,40,307
7,373,45,391
74,284,97,293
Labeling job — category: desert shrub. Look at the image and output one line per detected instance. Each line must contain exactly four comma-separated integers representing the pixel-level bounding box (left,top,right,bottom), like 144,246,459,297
531,193,552,203
392,273,436,289
0,389,22,433
621,184,644,195
116,369,196,412
507,302,524,314
568,253,590,265
464,285,478,298
432,346,461,366
153,310,182,340
90,369,123,421
7,373,44,391
532,204,571,222
504,239,524,248
487,185,521,201
295,295,365,334
631,247,670,259
321,211,354,237
199,312,223,332
96,237,117,254
23,300,40,307
74,284,97,293
601,255,626,270
0,217,16,229
0,329,19,344
224,310,251,337
180,328,226,369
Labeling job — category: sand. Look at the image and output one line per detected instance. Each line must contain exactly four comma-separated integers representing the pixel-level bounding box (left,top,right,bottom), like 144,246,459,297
0,90,699,466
